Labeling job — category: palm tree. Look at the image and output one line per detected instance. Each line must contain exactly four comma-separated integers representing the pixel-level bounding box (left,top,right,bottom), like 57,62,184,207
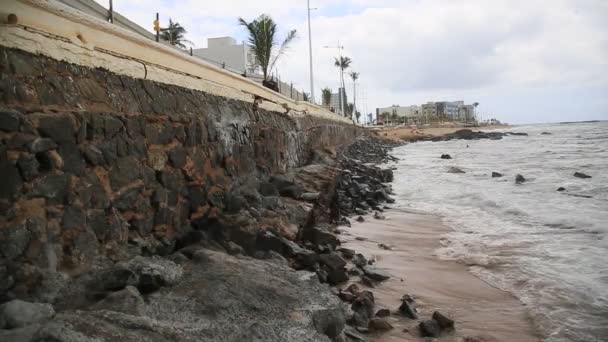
334,56,351,115
321,87,332,107
239,14,297,81
349,72,359,120
160,19,192,49
334,56,352,89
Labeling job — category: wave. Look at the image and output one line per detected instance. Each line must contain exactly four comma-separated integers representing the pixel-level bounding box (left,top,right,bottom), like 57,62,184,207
391,121,608,342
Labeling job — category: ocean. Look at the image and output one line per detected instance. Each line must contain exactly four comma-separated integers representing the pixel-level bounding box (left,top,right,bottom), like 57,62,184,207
390,121,608,342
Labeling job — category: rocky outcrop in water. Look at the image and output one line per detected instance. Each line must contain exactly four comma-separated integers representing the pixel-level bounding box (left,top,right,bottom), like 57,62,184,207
428,129,528,142
574,172,592,179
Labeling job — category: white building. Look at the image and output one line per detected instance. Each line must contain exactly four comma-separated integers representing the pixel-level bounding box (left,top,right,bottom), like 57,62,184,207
376,105,420,119
192,37,257,75
329,88,348,115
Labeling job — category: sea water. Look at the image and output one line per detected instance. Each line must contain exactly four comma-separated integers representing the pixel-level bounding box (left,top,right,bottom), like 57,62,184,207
391,121,608,342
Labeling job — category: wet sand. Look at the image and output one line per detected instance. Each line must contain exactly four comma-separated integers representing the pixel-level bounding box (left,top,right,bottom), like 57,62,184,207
341,209,540,341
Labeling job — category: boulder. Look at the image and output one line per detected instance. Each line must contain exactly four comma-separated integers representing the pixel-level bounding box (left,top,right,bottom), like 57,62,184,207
0,110,21,132
419,319,441,337
0,300,55,329
86,268,138,298
319,253,347,271
573,172,591,179
557,187,566,192
368,317,393,332
352,254,368,268
305,225,340,249
378,243,392,250
447,167,465,174
256,230,284,253
27,138,57,153
440,154,452,159
373,212,386,220
326,269,349,285
399,300,418,319
294,248,320,269
312,308,346,339
362,266,390,281
432,311,455,330
90,286,145,316
118,256,183,293
351,290,375,328
338,291,355,303
300,192,320,201
491,172,503,178
515,174,526,184
375,308,391,318
337,248,356,259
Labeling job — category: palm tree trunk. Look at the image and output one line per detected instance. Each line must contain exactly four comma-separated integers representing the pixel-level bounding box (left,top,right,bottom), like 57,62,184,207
352,80,356,121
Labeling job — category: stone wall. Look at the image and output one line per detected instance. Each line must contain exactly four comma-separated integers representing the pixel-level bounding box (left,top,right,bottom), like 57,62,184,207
0,47,360,301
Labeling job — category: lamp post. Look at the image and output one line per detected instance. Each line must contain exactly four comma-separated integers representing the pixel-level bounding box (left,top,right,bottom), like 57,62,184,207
307,0,317,104
324,42,344,115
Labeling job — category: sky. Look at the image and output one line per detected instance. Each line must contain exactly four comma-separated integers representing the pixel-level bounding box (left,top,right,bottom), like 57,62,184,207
95,0,608,124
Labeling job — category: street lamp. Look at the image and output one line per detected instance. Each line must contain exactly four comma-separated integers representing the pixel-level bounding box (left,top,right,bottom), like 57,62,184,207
307,1,317,104
324,42,345,115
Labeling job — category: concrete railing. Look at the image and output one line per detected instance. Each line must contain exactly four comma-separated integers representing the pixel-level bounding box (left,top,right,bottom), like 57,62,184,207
0,0,351,123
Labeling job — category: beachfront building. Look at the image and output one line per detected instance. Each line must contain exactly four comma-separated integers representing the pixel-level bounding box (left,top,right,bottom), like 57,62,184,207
421,102,438,122
436,101,462,120
459,104,476,122
376,101,478,124
375,105,421,124
329,88,348,116
192,37,258,75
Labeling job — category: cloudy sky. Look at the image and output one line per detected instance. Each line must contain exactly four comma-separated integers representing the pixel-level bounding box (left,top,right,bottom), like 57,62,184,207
96,0,608,124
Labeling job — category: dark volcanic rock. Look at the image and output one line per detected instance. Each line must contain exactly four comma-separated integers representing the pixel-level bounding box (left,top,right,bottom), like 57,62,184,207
37,115,76,144
27,137,57,153
375,308,391,318
419,319,441,337
448,166,465,174
557,187,566,192
399,299,418,319
0,299,55,328
433,311,455,330
351,290,375,328
0,159,22,200
352,253,368,268
368,317,393,332
0,110,21,131
362,266,390,281
515,174,526,184
491,172,503,178
440,154,452,159
573,172,591,179
305,225,340,249
319,252,346,271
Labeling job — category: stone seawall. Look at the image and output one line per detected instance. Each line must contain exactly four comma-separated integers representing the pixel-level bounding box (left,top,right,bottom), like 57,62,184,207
0,47,361,300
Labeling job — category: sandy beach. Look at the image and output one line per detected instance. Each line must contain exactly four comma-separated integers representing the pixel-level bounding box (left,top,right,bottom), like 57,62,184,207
340,209,540,342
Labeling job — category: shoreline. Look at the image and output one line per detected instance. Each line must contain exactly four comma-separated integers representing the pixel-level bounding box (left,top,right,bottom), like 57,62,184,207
341,208,540,341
